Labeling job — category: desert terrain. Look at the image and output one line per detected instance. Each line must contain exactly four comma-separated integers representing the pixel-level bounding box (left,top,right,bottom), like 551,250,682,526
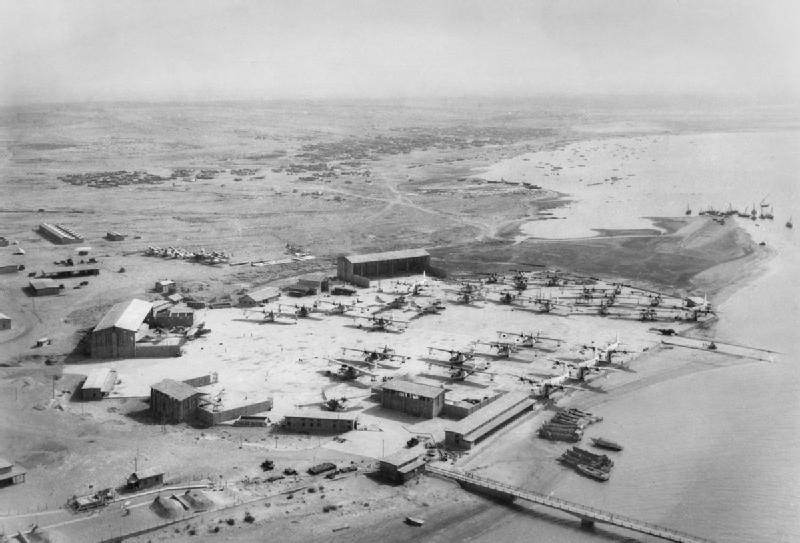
0,100,795,542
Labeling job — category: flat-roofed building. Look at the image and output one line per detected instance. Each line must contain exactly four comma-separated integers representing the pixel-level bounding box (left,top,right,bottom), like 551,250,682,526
0,458,25,487
153,304,194,328
150,379,205,423
29,278,60,296
379,449,426,484
337,249,430,284
380,379,445,419
81,368,117,400
154,280,176,294
0,312,10,330
283,410,358,433
90,299,152,359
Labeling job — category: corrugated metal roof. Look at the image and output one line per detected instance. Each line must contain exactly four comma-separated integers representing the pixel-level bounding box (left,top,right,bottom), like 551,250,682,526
82,368,116,391
381,379,444,398
94,299,152,332
245,286,281,302
151,379,203,401
447,392,532,435
344,248,429,264
29,278,58,290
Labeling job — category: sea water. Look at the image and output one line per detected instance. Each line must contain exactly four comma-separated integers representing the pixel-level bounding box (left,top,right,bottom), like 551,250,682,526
465,129,800,542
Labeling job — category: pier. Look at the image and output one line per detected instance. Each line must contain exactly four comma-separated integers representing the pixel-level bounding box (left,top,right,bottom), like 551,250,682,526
426,465,715,543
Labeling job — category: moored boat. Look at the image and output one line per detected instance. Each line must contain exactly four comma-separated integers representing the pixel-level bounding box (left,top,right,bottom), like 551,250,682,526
575,463,609,482
591,437,623,451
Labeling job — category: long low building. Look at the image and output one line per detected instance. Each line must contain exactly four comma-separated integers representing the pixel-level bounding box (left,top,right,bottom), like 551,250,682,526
38,223,83,244
29,278,60,296
445,391,534,450
337,249,430,285
282,410,359,433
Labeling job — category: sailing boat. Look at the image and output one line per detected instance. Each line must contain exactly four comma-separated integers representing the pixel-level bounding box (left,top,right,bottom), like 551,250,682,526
685,204,692,216
787,216,793,229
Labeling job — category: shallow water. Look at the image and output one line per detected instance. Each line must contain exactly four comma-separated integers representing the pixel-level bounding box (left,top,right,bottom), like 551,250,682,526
484,130,800,240
464,129,800,542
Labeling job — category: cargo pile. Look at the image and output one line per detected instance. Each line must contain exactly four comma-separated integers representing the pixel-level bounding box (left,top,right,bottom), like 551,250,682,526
537,408,602,442
558,446,614,482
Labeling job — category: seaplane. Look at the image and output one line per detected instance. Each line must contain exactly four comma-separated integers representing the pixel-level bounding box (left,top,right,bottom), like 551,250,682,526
325,358,380,381
516,293,569,314
551,336,628,378
409,298,446,317
505,270,528,292
427,346,476,365
374,294,408,311
516,371,586,398
296,389,372,411
427,358,494,381
493,290,519,305
477,340,519,359
240,307,297,324
445,281,484,304
341,346,408,368
497,330,562,348
393,273,430,296
353,314,408,333
316,299,358,316
279,302,321,319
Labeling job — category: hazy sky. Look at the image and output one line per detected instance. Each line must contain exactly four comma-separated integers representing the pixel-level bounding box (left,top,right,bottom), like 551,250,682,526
1,0,798,105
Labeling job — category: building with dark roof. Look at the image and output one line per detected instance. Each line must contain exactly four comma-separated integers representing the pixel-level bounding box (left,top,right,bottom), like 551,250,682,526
379,449,426,484
283,410,359,433
29,278,60,296
0,457,26,487
150,379,205,423
90,299,153,359
380,379,445,419
337,249,430,285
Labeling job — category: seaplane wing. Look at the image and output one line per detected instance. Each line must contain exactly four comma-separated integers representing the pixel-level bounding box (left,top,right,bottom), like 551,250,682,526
328,358,378,378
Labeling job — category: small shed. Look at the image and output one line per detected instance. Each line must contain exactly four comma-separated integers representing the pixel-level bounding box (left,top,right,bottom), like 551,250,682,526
154,280,176,294
0,312,10,330
75,246,92,256
296,273,330,294
379,449,426,484
29,278,60,296
106,231,126,241
125,469,164,491
0,458,26,487
239,286,281,307
81,368,117,400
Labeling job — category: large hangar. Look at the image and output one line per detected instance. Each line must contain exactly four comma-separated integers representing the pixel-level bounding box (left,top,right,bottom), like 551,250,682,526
337,249,434,285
